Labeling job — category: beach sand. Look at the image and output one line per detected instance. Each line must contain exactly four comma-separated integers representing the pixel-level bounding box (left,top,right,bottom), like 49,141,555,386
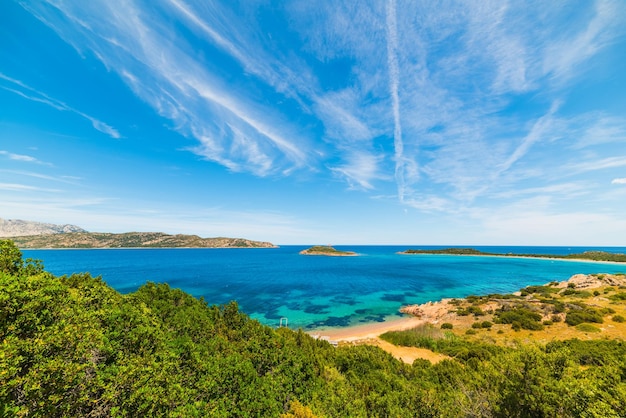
309,313,451,364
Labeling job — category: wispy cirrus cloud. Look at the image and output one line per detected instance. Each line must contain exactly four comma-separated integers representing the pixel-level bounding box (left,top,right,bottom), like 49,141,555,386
20,0,314,177
0,72,120,139
18,0,626,212
0,182,60,192
612,178,626,185
0,150,51,166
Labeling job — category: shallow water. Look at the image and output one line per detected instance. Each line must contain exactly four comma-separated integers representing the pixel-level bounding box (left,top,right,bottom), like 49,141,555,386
25,245,626,330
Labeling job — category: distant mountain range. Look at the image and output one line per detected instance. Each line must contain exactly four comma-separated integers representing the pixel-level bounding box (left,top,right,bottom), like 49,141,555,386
1,218,276,249
0,218,87,237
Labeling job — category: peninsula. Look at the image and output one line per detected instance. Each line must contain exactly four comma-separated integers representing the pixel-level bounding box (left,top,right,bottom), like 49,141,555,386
299,245,357,256
399,247,626,263
10,232,277,249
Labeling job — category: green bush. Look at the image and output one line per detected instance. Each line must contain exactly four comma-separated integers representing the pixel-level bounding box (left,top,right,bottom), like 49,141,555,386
440,323,453,329
495,307,544,330
576,324,601,333
609,292,626,301
465,329,477,335
565,309,603,326
612,315,625,323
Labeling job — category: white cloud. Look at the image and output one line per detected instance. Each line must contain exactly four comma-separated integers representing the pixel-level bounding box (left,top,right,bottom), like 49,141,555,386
21,0,314,176
612,178,626,184
0,150,51,166
0,72,121,139
18,0,626,212
0,183,60,192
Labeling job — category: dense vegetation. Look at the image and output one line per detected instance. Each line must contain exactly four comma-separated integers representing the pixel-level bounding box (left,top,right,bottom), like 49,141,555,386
3,240,626,416
401,247,626,263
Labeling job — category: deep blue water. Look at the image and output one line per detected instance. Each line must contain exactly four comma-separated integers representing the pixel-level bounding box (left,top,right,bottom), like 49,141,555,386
24,245,626,330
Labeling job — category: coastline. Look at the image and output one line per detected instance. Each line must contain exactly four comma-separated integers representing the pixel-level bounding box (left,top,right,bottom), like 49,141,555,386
309,315,425,342
309,272,626,363
399,252,626,266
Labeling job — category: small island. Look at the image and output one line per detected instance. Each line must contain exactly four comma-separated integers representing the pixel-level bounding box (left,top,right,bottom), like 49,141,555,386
399,247,626,263
299,245,357,256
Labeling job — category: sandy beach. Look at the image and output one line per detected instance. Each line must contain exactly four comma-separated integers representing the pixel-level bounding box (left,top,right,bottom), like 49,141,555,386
310,316,425,341
308,315,450,364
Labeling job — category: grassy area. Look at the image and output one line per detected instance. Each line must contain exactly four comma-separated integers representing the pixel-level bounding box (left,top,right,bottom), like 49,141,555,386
390,274,626,348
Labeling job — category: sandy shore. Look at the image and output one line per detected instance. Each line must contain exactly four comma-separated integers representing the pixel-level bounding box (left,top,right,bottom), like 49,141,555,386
308,315,450,364
309,316,425,342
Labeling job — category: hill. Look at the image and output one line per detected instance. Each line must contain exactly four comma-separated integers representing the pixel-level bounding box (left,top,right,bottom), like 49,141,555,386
11,231,277,249
0,217,86,237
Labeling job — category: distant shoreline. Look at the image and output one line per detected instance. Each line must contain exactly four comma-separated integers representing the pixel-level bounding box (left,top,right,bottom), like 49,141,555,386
21,246,279,250
399,248,626,264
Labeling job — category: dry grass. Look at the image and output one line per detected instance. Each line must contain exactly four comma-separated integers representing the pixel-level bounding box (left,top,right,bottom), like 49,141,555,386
405,274,626,347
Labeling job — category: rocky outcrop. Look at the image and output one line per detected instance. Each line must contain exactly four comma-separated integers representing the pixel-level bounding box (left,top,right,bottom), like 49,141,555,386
0,218,86,237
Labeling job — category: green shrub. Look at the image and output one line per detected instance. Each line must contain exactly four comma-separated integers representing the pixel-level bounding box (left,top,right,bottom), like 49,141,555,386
565,309,603,326
470,321,492,329
576,323,601,333
440,323,453,329
609,292,626,301
495,307,544,330
612,315,625,323
466,329,477,335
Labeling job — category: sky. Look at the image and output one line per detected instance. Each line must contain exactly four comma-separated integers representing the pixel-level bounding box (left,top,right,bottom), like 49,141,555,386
1,0,626,245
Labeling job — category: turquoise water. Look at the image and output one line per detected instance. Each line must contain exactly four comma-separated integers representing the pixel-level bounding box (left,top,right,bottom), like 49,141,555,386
25,246,626,330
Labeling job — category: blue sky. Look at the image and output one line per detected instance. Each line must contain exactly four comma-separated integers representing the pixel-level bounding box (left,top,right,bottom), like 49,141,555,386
1,0,626,245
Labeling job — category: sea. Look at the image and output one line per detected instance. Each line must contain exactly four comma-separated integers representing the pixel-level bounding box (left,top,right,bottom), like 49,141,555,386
24,245,626,331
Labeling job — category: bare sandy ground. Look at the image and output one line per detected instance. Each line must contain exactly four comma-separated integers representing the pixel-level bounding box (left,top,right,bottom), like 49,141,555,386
308,315,450,364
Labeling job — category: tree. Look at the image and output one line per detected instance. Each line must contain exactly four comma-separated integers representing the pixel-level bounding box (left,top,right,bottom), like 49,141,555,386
0,239,23,275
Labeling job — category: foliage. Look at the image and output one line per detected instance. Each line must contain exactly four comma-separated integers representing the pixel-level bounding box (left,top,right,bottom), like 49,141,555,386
494,307,544,330
565,308,604,326
576,323,601,333
2,243,626,417
0,240,44,276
